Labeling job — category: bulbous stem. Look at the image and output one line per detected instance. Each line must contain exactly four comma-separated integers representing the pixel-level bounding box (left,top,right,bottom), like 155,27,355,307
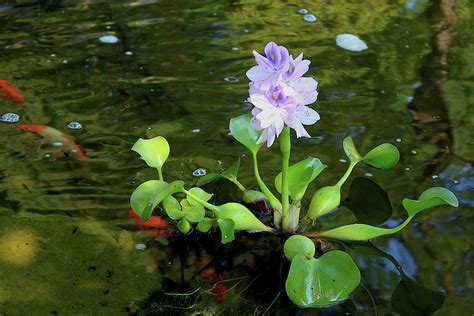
280,126,291,230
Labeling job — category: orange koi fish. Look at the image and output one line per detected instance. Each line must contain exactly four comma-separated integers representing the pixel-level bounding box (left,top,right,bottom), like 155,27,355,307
128,209,173,236
0,79,26,108
18,124,86,159
200,267,227,302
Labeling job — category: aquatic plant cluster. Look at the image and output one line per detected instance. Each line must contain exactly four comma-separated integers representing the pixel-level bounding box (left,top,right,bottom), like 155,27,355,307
130,43,459,308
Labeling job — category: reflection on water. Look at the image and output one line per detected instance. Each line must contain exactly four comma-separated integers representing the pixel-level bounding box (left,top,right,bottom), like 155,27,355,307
0,0,473,314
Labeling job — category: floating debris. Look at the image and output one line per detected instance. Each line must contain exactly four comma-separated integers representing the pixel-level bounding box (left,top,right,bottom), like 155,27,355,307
51,141,64,147
364,172,374,177
231,47,239,51
339,158,347,163
395,138,402,143
453,180,460,185
192,128,200,133
67,121,82,130
432,175,439,179
303,14,317,22
336,34,368,52
99,35,119,44
135,243,146,251
224,76,239,83
0,112,20,123
405,167,411,171
125,51,133,56
410,149,418,155
297,8,309,14
192,168,206,177
62,60,68,64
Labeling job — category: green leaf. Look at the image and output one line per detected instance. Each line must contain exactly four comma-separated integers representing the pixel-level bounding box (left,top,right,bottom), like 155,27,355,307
217,218,235,244
186,187,213,206
229,114,263,155
283,235,315,261
196,159,245,190
285,251,360,308
275,157,327,201
318,187,458,241
162,195,183,220
343,137,362,163
182,203,205,223
402,187,459,216
306,185,341,220
215,202,273,232
130,180,184,221
363,143,400,169
132,136,170,172
196,217,213,233
343,177,392,225
177,219,191,234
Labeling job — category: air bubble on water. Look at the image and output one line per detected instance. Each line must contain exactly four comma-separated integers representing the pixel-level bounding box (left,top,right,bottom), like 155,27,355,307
44,154,51,158
432,175,438,179
192,128,200,133
106,25,112,30
67,121,82,130
303,14,317,22
432,115,440,120
135,243,146,251
406,96,413,103
297,8,309,14
215,160,222,166
395,138,402,143
364,172,374,177
0,112,20,123
52,141,64,147
125,51,133,56
231,47,239,51
339,158,347,163
62,60,68,64
224,76,239,83
50,53,56,57
410,149,418,155
193,168,206,177
99,35,119,44
284,22,292,26
453,180,460,185
47,60,51,63
405,167,411,171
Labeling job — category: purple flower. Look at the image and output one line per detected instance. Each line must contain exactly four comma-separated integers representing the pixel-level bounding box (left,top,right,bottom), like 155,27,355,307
246,42,290,90
246,42,320,147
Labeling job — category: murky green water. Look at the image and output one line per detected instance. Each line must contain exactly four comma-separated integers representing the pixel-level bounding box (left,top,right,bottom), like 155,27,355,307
0,0,473,314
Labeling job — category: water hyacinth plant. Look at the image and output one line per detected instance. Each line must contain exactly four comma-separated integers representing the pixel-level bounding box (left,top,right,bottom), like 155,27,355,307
130,42,459,309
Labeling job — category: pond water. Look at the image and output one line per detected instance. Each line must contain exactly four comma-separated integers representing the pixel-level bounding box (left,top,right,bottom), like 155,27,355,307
0,0,473,314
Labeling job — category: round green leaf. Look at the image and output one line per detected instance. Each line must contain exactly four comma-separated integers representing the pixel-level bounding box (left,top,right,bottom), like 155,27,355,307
132,136,170,171
306,185,341,220
196,217,213,233
284,235,315,261
343,137,362,163
285,251,360,308
275,157,327,201
182,204,205,223
229,114,263,155
217,218,235,244
186,187,213,206
402,187,459,216
162,195,183,220
130,180,184,221
363,143,400,169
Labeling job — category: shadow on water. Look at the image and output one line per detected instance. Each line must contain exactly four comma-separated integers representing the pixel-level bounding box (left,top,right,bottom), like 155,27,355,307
0,0,472,314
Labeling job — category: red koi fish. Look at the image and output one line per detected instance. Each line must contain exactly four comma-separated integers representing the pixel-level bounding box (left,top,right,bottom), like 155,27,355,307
128,209,173,237
200,267,227,302
18,124,86,160
0,79,26,108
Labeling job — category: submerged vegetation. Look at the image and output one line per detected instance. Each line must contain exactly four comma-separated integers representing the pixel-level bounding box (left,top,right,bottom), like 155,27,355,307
130,42,459,309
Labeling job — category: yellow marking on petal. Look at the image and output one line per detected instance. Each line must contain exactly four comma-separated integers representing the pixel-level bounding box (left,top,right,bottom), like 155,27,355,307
273,92,279,100
271,54,275,61
289,66,293,73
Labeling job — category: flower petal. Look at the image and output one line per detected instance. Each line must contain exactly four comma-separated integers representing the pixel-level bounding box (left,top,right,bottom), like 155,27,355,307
296,106,320,125
249,94,272,110
246,66,271,82
294,77,318,92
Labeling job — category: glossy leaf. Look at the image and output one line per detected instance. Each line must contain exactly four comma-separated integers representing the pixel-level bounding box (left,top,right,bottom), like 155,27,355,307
162,195,183,220
130,180,184,221
306,185,341,220
196,159,245,190
343,177,392,225
196,217,213,233
318,187,458,241
343,137,362,163
182,203,205,223
132,136,170,171
285,251,360,308
283,235,315,261
215,202,272,232
362,143,400,169
275,157,327,201
177,219,191,234
229,114,263,155
402,187,459,215
186,187,213,206
217,218,235,244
